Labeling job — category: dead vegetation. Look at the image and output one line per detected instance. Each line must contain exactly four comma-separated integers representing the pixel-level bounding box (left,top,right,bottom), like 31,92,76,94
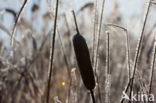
0,0,156,103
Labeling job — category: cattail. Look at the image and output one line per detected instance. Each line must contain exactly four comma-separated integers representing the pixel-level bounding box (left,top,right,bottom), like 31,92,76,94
73,34,96,90
72,10,96,103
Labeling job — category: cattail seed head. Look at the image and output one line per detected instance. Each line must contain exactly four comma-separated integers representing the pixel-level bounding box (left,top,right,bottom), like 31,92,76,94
73,34,95,90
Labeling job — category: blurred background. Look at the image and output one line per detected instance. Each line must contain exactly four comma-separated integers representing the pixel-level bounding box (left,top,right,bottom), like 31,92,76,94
0,0,156,103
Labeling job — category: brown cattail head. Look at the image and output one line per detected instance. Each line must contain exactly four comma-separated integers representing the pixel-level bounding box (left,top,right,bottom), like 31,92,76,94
73,34,95,90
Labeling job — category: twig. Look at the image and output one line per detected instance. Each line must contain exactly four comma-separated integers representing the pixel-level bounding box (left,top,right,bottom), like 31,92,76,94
46,0,59,103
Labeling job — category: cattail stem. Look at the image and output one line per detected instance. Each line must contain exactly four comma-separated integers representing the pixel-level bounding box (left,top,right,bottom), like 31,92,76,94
90,90,96,103
46,0,59,103
72,10,80,34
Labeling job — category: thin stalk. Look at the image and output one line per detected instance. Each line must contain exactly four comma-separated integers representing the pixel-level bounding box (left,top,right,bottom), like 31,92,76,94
129,1,152,102
72,10,80,34
92,0,98,64
90,90,96,103
126,30,131,80
46,0,59,103
105,31,111,103
120,78,132,103
106,31,110,74
93,0,106,103
94,0,106,71
11,0,28,46
148,0,156,96
149,41,156,94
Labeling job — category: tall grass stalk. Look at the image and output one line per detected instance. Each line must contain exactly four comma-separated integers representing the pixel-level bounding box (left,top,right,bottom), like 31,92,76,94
46,0,59,103
93,0,106,102
94,0,106,71
90,90,96,103
92,0,98,64
129,0,152,102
